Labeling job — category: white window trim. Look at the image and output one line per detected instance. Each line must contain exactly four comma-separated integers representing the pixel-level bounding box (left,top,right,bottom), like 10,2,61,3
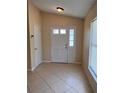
88,17,97,82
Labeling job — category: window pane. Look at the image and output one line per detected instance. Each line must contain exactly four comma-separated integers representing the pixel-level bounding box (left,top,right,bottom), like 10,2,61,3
69,35,74,40
60,29,66,34
89,18,97,81
53,29,59,34
70,29,74,35
69,40,74,47
90,46,97,76
69,29,74,47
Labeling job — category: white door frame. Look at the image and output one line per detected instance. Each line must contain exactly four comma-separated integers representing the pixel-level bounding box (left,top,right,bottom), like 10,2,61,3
50,26,76,63
33,25,42,70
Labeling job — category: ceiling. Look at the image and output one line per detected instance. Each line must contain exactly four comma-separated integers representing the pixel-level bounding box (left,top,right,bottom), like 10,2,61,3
32,0,96,18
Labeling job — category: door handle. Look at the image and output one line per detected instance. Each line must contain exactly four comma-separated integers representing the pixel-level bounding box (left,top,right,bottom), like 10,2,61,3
64,44,68,49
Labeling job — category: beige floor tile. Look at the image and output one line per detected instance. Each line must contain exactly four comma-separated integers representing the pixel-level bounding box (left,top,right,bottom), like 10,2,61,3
64,88,78,93
27,63,93,93
28,78,50,92
31,87,53,93
50,80,71,93
44,76,61,85
42,88,55,93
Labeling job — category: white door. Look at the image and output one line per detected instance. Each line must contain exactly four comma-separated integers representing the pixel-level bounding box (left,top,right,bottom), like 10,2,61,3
34,25,42,68
51,27,75,63
51,28,68,63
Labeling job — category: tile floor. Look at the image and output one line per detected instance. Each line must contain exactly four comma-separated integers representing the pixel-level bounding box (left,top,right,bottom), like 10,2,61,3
27,63,93,93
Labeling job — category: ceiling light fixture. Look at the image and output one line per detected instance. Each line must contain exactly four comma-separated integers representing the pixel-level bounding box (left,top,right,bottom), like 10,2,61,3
57,7,64,13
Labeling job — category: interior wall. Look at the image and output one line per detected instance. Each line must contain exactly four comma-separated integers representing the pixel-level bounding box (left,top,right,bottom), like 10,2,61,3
82,2,97,93
42,12,84,63
28,0,43,70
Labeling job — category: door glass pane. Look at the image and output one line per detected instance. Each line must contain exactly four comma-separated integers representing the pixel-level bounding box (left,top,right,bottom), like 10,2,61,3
53,29,59,34
69,29,74,47
60,29,66,34
69,40,74,47
70,35,74,41
69,29,74,40
70,29,74,35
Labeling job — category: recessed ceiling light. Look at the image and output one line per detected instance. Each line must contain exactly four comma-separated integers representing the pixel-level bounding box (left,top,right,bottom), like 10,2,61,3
57,7,64,13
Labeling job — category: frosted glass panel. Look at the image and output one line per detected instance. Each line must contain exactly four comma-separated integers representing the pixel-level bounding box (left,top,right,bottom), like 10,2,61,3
69,41,74,47
69,29,74,47
70,35,74,40
60,29,66,34
53,29,59,34
70,29,74,35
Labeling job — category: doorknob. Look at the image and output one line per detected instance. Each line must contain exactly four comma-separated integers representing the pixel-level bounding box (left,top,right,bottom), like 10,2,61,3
34,48,37,50
64,44,68,49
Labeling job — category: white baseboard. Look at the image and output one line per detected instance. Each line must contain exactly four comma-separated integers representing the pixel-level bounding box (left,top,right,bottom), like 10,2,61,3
68,62,82,64
27,65,41,72
42,60,82,64
30,62,42,71
75,62,82,64
42,60,52,63
27,61,82,71
31,66,36,71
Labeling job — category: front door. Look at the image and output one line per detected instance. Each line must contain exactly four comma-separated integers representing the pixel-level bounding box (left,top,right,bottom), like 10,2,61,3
51,27,75,63
51,28,68,63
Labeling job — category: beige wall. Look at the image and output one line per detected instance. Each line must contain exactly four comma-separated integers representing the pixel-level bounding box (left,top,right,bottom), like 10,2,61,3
28,0,43,70
27,0,83,69
28,1,96,92
82,2,97,93
42,12,84,63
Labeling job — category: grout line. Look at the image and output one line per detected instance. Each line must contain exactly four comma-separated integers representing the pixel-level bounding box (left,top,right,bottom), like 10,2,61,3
35,69,56,93
53,72,79,93
29,63,91,93
40,63,80,93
